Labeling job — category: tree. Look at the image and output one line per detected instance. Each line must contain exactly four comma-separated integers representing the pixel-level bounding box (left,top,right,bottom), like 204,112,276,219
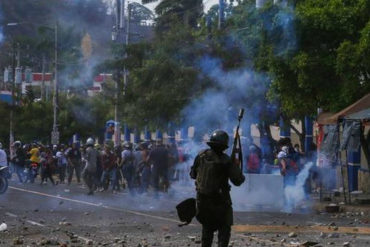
268,0,370,117
122,21,199,129
155,0,203,33
58,94,114,143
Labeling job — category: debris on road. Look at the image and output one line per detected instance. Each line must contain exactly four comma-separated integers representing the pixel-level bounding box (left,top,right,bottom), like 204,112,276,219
0,223,7,232
300,241,319,246
326,204,340,213
188,236,196,241
13,237,23,245
328,233,340,238
59,221,71,226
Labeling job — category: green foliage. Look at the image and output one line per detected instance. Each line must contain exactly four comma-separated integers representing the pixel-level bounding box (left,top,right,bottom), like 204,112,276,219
264,0,370,117
122,19,200,129
0,102,11,146
58,94,114,142
15,101,53,143
155,0,203,33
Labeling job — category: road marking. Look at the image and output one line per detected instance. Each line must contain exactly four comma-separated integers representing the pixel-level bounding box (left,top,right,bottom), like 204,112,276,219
9,186,185,225
5,212,45,227
5,212,17,217
233,224,370,235
26,220,45,227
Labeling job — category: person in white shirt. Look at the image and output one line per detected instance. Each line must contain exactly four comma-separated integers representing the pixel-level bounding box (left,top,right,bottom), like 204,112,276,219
0,143,8,167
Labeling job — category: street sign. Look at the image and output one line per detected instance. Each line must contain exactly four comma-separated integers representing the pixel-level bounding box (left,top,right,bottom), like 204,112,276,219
51,131,60,145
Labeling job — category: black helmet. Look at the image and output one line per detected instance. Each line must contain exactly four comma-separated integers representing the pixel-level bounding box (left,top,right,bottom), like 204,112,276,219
207,130,229,149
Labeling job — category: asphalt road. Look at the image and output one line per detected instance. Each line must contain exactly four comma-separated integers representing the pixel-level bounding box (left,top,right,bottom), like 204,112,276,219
0,179,370,247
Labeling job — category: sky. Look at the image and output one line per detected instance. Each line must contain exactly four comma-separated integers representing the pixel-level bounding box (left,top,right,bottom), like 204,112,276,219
127,0,219,13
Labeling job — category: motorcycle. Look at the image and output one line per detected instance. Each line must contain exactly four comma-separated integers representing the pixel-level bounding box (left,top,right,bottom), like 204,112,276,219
0,166,9,194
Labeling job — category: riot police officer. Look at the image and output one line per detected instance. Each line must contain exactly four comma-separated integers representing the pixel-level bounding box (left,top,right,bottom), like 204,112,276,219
190,130,245,247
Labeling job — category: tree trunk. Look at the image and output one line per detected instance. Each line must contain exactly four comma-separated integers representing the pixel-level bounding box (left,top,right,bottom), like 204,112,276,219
256,121,277,163
41,54,46,101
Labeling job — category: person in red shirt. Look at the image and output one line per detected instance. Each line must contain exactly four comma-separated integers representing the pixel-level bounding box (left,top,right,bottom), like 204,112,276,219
100,141,116,192
246,145,261,174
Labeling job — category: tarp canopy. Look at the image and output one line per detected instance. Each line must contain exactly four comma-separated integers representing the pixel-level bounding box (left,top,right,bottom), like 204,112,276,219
340,120,361,152
345,108,370,120
319,93,370,124
317,112,335,125
321,125,340,161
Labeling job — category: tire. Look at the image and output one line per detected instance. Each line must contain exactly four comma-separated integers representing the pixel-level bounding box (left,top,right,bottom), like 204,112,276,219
0,177,8,194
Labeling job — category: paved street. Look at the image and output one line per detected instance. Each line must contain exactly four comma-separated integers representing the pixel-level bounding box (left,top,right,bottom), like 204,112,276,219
1,180,369,247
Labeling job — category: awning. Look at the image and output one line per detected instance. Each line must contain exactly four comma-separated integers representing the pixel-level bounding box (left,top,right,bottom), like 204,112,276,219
328,93,370,123
317,112,335,125
318,93,370,124
345,108,370,120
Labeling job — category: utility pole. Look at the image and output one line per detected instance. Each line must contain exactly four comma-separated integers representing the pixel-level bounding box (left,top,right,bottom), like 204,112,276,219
124,2,130,93
218,0,225,30
51,20,59,145
9,43,16,159
113,0,126,146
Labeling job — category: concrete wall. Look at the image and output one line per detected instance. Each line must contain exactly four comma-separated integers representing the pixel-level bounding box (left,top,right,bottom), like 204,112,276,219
359,171,370,193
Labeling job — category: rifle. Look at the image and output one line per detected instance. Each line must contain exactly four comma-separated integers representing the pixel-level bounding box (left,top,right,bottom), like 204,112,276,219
231,108,244,170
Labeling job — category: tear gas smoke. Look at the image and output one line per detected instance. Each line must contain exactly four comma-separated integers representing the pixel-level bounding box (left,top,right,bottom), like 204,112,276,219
71,103,97,125
171,2,303,213
182,56,269,139
284,162,314,212
0,29,3,43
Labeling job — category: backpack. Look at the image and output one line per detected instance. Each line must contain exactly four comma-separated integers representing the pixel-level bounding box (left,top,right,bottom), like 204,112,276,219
195,149,228,196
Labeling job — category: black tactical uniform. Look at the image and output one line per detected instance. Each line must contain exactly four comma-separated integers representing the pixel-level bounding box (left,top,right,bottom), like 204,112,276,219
190,130,245,247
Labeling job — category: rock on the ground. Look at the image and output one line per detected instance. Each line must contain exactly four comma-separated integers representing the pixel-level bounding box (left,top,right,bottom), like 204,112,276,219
300,241,319,246
39,238,60,246
59,221,71,226
328,233,340,238
188,236,196,241
288,232,297,238
13,237,23,245
0,223,7,232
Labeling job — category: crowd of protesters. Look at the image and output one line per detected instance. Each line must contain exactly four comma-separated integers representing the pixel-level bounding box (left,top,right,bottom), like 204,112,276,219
0,135,319,196
0,138,191,196
245,137,319,192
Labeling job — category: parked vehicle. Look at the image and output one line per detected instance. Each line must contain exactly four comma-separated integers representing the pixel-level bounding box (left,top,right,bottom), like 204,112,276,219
0,166,9,194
